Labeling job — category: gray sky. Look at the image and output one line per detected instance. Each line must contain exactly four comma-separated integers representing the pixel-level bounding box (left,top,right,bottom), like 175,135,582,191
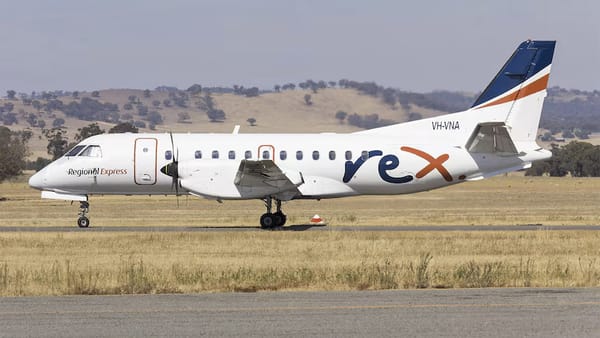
1,0,598,95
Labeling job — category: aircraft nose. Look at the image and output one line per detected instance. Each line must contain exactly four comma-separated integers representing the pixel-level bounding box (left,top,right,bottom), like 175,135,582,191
28,171,45,190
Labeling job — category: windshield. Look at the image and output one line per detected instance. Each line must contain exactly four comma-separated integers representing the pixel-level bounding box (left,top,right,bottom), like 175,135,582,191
65,145,86,157
78,145,102,157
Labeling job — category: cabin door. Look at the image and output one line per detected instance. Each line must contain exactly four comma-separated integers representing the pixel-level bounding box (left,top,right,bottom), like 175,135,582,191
134,138,157,185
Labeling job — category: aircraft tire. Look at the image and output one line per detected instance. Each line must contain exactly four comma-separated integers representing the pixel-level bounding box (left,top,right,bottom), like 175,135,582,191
77,216,90,228
273,212,286,227
260,213,274,229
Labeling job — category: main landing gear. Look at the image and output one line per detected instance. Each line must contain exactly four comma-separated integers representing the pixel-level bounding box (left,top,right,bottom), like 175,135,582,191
77,201,90,228
260,197,287,229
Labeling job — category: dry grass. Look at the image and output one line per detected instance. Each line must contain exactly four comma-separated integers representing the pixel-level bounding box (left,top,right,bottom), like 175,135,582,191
2,175,600,227
1,175,599,296
0,231,599,296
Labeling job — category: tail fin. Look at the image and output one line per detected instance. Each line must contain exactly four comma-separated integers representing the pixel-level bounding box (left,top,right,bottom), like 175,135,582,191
472,40,556,142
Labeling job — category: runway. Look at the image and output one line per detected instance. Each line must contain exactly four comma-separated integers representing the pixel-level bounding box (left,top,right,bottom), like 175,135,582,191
1,224,600,232
0,288,598,337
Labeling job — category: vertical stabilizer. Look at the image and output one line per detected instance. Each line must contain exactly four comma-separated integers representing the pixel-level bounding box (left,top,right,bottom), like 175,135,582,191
472,40,556,143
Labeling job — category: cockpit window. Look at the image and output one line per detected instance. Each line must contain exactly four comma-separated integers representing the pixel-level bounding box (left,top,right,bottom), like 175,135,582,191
79,145,102,157
65,145,86,157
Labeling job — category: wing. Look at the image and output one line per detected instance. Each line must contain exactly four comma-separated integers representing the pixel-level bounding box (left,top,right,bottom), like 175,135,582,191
179,159,304,200
235,159,304,194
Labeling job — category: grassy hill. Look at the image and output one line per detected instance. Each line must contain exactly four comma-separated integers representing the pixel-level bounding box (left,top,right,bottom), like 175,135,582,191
2,84,598,160
1,87,448,159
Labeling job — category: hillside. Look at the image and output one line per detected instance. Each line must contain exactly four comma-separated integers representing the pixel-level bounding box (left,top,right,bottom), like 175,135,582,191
1,84,599,160
0,87,448,159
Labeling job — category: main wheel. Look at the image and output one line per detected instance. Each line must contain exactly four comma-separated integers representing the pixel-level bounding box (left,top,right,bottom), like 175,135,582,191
273,212,286,227
77,216,90,228
260,213,274,229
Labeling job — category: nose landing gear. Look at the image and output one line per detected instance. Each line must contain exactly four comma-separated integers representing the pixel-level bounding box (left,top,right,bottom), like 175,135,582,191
77,201,90,228
260,197,287,229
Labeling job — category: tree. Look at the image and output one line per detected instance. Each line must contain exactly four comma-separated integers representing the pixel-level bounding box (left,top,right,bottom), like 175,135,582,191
197,93,215,111
187,84,202,96
26,113,37,127
562,129,574,138
207,109,226,122
0,126,29,182
408,112,423,121
145,111,163,125
304,94,312,106
137,104,149,116
540,131,553,142
37,120,46,129
143,89,152,98
32,100,42,111
123,103,133,110
6,90,16,100
75,123,105,142
44,127,69,160
2,113,17,125
247,117,257,126
244,87,259,97
335,111,347,123
91,91,100,98
72,91,79,99
4,102,14,112
162,99,172,107
108,122,138,133
177,112,191,123
133,120,146,129
152,100,161,108
274,85,281,92
382,88,397,105
52,118,65,127
128,95,138,103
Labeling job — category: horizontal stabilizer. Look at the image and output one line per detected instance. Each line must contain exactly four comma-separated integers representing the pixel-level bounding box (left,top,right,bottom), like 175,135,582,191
465,123,518,156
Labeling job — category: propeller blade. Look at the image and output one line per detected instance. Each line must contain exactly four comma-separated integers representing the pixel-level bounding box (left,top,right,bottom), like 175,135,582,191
162,131,181,207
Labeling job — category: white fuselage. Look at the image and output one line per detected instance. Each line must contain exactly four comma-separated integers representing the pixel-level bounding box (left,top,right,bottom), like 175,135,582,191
29,129,540,201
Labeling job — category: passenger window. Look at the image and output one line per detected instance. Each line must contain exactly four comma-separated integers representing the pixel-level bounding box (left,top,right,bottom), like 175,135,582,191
329,151,336,160
280,150,287,160
244,150,252,159
312,151,320,160
212,150,219,159
165,150,172,160
228,150,236,160
65,145,86,157
296,151,303,160
361,150,369,161
262,150,270,160
345,151,352,160
195,150,202,159
79,145,102,157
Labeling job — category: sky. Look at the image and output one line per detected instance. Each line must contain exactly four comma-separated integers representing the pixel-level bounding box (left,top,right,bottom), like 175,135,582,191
0,0,598,95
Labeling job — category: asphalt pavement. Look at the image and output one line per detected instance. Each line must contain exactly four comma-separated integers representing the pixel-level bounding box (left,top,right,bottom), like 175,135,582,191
1,288,599,337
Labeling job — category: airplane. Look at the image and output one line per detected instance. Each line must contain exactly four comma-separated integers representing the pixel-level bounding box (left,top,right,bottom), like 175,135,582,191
29,39,556,229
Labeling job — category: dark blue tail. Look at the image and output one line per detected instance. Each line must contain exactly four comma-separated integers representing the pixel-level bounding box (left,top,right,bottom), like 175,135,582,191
472,40,556,108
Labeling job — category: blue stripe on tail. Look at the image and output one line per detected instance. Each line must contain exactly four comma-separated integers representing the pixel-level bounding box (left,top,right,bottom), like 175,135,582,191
471,40,556,108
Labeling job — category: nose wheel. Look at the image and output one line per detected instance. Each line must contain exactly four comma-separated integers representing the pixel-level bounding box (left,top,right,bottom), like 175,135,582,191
77,201,90,228
260,197,287,229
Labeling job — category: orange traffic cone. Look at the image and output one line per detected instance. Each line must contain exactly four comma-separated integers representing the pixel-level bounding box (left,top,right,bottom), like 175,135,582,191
310,214,325,225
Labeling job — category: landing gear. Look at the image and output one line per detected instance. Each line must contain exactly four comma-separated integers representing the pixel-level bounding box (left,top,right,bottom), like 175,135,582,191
77,201,90,228
260,197,287,229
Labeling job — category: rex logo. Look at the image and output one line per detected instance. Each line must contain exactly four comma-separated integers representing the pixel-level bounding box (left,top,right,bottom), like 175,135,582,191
342,147,452,183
